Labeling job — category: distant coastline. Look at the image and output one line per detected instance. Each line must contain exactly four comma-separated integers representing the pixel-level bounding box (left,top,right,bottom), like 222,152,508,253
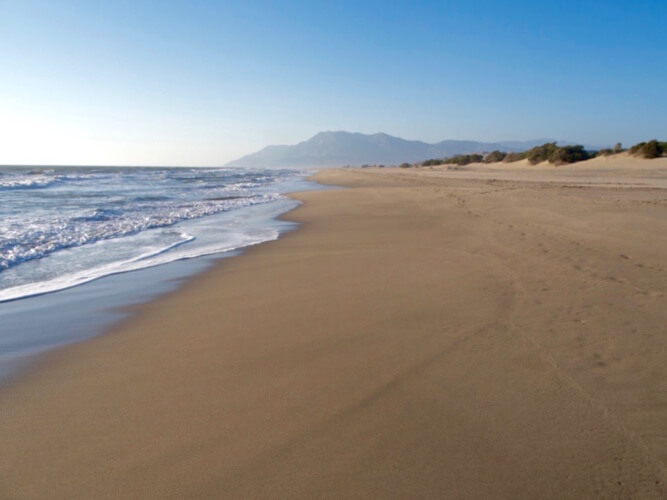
225,131,603,168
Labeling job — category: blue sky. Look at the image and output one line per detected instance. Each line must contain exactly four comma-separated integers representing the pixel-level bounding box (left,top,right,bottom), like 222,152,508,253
1,0,665,166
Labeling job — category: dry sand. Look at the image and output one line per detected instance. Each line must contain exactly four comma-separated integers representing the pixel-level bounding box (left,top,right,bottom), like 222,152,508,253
0,156,666,498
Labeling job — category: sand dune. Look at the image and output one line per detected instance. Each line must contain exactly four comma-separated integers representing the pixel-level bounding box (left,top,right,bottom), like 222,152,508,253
409,153,667,188
0,159,665,498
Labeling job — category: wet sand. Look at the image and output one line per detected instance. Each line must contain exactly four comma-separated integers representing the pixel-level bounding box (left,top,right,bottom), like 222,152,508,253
1,156,666,498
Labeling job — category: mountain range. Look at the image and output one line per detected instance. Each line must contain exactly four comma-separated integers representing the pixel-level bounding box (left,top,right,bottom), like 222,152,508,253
225,131,591,168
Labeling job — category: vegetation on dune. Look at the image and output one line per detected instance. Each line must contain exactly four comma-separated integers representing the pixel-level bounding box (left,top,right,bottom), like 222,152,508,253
483,150,507,163
512,143,593,165
404,138,665,169
525,142,559,164
503,151,525,162
441,154,483,166
421,159,442,166
498,142,595,165
549,145,593,164
630,139,667,159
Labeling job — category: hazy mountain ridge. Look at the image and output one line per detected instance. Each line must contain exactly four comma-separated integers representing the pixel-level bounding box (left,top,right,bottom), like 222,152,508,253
226,131,590,168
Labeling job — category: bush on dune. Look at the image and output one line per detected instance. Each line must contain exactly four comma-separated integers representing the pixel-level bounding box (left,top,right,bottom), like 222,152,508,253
505,142,593,165
525,142,557,164
629,142,647,155
421,159,442,166
549,145,592,165
484,150,507,163
630,139,666,159
503,151,526,162
441,154,483,166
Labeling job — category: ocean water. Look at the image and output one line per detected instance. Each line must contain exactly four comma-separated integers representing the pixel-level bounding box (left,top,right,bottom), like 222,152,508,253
0,166,316,382
0,166,309,302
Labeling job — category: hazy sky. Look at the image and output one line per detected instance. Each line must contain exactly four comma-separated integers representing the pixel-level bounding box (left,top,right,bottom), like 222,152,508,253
1,0,665,166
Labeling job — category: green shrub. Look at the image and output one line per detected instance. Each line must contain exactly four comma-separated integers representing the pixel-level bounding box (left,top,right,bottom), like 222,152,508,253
484,150,507,163
441,154,483,166
503,151,525,162
640,140,662,158
504,142,594,165
629,142,646,155
421,159,442,166
549,145,592,164
629,140,666,158
526,142,559,164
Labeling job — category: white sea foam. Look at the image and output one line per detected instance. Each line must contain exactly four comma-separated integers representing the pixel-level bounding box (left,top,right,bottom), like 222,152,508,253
0,193,278,270
0,166,305,302
0,227,281,302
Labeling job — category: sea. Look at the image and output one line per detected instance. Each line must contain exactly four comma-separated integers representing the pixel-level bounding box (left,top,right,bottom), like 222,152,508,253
0,166,318,383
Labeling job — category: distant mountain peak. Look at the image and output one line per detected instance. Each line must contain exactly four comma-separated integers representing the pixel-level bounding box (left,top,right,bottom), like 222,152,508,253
225,131,585,168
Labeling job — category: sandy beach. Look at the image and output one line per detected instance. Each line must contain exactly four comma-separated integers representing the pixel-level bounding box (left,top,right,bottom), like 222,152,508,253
1,156,666,498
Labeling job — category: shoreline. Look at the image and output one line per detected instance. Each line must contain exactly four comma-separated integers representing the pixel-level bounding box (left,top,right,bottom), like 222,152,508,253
0,174,323,387
1,160,665,497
